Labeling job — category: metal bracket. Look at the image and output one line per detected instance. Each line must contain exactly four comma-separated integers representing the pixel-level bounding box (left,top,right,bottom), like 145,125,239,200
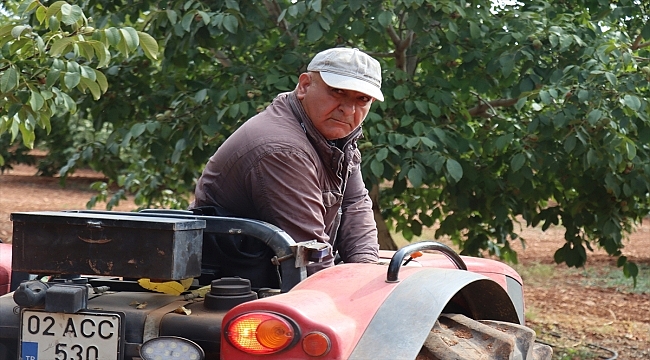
291,240,332,268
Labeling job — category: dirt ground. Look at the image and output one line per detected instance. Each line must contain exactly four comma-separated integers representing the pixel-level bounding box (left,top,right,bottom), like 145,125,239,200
1,164,649,359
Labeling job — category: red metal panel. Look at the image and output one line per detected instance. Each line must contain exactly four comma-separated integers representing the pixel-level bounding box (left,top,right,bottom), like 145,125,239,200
379,249,523,289
0,243,12,295
221,263,409,359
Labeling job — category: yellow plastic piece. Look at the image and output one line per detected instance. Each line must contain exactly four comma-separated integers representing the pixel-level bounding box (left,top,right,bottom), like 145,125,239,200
138,278,193,296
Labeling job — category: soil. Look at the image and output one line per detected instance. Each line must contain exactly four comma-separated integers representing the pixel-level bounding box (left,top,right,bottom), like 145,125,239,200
1,164,649,359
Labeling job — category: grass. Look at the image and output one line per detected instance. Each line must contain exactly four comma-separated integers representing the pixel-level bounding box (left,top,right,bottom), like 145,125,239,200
573,264,650,294
507,259,648,294
515,262,647,359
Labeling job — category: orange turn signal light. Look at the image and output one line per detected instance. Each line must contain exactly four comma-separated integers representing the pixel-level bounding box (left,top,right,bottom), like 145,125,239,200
226,313,296,354
302,331,331,357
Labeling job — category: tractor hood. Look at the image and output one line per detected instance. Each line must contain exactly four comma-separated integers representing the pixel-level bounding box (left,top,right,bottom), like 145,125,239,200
220,263,520,360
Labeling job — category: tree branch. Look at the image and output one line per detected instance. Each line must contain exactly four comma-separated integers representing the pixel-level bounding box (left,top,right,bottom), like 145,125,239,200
208,49,232,67
262,0,299,47
635,41,650,50
631,34,643,50
468,97,519,117
386,25,401,45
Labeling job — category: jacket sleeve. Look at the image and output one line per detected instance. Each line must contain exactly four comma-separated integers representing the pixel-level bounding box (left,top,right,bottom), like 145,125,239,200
248,149,333,246
336,161,380,263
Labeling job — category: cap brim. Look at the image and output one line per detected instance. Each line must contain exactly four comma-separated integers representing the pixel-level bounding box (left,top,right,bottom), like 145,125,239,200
320,72,384,102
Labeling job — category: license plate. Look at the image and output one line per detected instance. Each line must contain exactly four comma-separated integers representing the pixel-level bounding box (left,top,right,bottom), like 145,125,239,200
20,309,124,360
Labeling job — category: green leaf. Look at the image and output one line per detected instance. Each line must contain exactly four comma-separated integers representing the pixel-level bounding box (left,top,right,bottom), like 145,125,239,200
446,159,463,182
0,66,19,93
539,90,551,104
429,103,441,117
29,90,44,111
625,140,636,160
495,134,514,150
225,0,240,11
306,22,322,42
223,14,238,34
45,69,60,88
511,153,526,172
19,122,36,149
49,37,74,57
310,0,322,12
514,97,527,111
499,55,515,78
181,12,194,32
80,77,101,100
605,72,617,86
35,5,47,24
80,65,96,81
587,109,602,125
197,11,211,25
414,100,428,114
393,85,408,100
577,89,589,102
60,4,83,25
587,148,598,166
130,123,147,138
642,21,650,40
45,1,67,21
104,27,121,46
432,128,446,143
623,94,641,111
64,71,81,89
120,27,139,51
137,31,158,60
376,147,388,162
194,88,207,103
623,261,639,278
370,159,384,177
166,9,178,24
408,166,423,187
469,21,480,39
11,25,30,39
564,135,577,152
377,11,392,27
88,40,110,67
78,42,95,62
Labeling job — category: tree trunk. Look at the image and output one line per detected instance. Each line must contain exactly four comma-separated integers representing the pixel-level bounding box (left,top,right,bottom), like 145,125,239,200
370,184,398,250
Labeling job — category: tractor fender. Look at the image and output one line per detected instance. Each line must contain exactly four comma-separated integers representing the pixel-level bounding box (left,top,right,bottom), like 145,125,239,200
349,267,520,360
0,243,12,295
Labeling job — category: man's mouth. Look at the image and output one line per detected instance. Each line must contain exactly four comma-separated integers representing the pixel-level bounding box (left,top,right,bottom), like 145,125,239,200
330,118,350,126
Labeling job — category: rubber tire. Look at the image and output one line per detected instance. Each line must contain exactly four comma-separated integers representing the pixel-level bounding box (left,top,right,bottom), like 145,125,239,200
416,313,553,360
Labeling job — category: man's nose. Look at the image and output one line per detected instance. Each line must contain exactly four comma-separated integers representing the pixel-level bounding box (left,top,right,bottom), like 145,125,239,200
339,99,356,116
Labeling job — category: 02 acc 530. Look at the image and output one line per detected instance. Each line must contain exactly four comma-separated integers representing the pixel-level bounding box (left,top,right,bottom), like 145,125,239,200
20,309,124,360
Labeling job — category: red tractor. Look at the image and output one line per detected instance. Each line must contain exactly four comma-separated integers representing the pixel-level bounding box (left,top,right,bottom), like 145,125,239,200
0,210,551,359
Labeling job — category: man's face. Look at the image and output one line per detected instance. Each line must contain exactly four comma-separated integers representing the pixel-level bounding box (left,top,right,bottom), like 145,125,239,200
296,72,374,140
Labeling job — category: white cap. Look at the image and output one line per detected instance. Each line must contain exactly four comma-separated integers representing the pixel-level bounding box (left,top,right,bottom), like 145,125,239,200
307,48,384,102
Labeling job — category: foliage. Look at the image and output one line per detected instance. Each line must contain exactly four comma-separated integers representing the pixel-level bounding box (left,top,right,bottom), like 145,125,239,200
1,0,649,279
0,0,158,163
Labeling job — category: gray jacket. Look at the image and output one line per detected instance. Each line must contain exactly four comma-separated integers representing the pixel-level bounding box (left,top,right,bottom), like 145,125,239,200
192,92,379,271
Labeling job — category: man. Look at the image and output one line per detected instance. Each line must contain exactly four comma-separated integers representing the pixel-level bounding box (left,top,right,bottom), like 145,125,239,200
192,47,382,280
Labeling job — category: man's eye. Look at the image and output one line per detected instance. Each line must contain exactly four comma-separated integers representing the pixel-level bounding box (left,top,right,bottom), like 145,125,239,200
359,96,371,103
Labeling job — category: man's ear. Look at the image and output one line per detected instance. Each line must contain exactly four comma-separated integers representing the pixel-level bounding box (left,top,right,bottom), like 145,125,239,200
295,72,311,100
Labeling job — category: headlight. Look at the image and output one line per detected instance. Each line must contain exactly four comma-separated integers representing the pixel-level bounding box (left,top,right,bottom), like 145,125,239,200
225,312,297,354
139,336,204,360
